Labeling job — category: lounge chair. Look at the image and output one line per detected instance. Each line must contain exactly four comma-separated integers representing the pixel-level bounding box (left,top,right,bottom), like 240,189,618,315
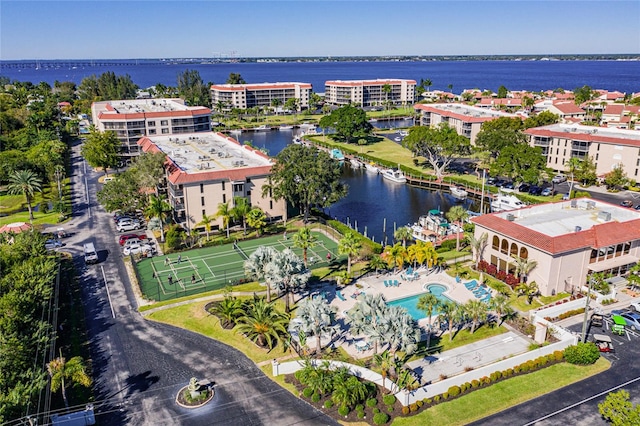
336,291,346,301
384,280,389,287
394,280,400,287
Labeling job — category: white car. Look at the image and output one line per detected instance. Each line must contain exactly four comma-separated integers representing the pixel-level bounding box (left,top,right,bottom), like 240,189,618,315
123,243,155,256
117,220,142,232
552,174,567,183
45,239,63,250
123,238,142,248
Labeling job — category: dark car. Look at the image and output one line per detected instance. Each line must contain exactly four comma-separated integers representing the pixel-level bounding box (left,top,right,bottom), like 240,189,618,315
528,186,543,195
501,181,515,190
621,200,634,208
518,183,530,193
541,187,554,196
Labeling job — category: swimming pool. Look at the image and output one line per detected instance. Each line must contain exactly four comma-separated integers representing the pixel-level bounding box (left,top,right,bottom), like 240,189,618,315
386,284,453,321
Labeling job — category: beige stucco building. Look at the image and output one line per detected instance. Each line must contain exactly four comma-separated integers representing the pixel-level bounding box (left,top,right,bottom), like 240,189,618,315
138,132,286,232
92,98,211,157
210,82,312,110
413,103,518,145
324,79,416,107
472,199,640,296
525,123,640,181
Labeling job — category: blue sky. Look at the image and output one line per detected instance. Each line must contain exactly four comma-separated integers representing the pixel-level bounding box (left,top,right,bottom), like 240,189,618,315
1,1,639,59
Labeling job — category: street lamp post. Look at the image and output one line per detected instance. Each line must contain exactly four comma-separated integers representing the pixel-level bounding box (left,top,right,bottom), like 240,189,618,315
580,278,594,343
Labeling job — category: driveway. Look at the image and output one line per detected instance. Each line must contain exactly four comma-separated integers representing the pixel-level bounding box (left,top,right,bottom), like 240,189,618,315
66,140,336,425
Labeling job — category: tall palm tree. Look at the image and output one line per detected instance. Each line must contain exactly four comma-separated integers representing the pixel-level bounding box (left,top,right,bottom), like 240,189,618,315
347,293,388,354
446,205,469,252
216,202,232,239
385,308,420,355
231,197,251,235
516,281,539,305
373,350,393,392
469,232,488,269
383,243,407,272
293,296,337,354
8,169,42,222
417,293,440,349
146,195,172,242
368,254,387,275
293,227,317,265
424,78,432,93
438,300,459,341
246,208,267,236
264,249,310,313
197,213,214,241
465,299,488,333
244,246,278,302
512,255,538,283
489,294,513,325
271,98,281,115
47,353,92,408
394,226,413,247
382,83,392,118
338,232,362,275
235,296,289,349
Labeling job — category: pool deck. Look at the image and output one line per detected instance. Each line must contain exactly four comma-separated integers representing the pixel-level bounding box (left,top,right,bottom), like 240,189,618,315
306,267,486,359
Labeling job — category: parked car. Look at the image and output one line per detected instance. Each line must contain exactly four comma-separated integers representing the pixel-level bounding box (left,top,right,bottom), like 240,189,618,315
123,238,143,248
620,200,634,208
119,233,147,246
541,187,554,196
552,174,567,183
635,204,640,211
45,239,63,250
562,193,571,200
117,220,142,232
517,183,530,193
620,312,640,331
528,186,543,195
629,302,640,312
123,243,155,256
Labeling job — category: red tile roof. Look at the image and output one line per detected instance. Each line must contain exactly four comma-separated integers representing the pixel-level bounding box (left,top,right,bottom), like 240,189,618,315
524,127,640,147
552,101,585,115
603,104,624,115
413,104,502,123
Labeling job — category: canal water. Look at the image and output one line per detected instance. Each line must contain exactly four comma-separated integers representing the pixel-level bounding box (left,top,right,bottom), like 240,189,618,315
234,119,476,244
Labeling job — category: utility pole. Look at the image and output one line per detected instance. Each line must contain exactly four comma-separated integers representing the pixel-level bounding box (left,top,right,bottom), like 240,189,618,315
580,278,593,343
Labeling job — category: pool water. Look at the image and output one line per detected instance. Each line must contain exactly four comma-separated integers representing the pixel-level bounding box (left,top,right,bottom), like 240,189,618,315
386,284,453,321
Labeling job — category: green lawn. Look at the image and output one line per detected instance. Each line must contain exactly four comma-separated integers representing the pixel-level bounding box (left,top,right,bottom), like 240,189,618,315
392,357,610,426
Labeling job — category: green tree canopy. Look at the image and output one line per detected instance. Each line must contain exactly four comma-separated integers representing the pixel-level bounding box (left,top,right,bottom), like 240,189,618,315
81,127,121,175
497,85,508,98
319,105,373,144
402,123,471,180
77,72,138,101
603,164,629,190
177,69,211,108
490,144,548,184
574,85,595,105
265,145,347,222
523,110,559,128
226,73,246,84
599,389,640,426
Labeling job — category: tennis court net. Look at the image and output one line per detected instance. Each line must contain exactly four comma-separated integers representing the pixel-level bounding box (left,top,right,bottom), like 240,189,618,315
233,241,249,260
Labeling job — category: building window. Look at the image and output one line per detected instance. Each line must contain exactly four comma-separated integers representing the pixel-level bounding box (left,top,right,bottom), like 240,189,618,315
221,181,225,191
519,247,528,259
222,194,226,203
269,200,273,210
148,121,155,127
233,183,244,192
500,239,509,255
202,209,206,217
492,236,500,251
510,243,518,257
161,120,168,126
200,183,204,193
201,197,205,206
149,129,156,135
161,128,169,134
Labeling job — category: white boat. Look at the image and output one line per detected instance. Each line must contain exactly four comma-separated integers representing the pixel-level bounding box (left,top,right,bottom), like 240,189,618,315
292,135,303,145
350,158,362,169
394,137,402,142
399,130,409,137
230,129,242,134
279,125,293,130
411,224,437,243
382,168,406,183
491,193,526,212
365,162,379,174
451,186,468,200
253,124,270,131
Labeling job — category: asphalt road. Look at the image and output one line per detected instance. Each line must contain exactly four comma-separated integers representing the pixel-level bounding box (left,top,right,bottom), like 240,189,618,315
65,140,336,425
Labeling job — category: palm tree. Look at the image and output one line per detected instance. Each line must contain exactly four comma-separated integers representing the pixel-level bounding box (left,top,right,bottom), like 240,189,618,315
423,78,432,93
338,232,362,275
383,243,407,272
216,202,232,239
385,308,420,355
271,98,281,115
264,249,310,313
368,254,387,275
448,83,454,95
145,195,172,242
332,375,369,410
232,197,251,235
469,232,488,269
246,208,267,236
465,299,488,333
417,293,440,349
438,300,459,341
347,293,389,354
516,281,539,305
197,213,214,241
293,296,337,354
235,296,289,349
511,255,538,283
394,226,413,247
382,83,392,118
47,352,92,408
373,350,393,391
7,169,42,222
244,246,278,302
489,294,513,325
293,227,317,265
446,205,469,252
210,294,244,328
296,361,333,395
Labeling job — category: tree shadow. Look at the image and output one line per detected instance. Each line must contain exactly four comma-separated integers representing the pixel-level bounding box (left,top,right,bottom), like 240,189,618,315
124,370,160,397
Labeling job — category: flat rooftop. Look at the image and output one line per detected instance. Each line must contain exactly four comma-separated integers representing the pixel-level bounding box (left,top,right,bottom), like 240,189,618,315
104,98,196,114
533,123,640,142
419,103,516,118
496,199,640,237
148,132,272,174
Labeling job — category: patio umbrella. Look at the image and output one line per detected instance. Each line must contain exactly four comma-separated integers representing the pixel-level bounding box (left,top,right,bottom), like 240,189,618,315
0,222,33,234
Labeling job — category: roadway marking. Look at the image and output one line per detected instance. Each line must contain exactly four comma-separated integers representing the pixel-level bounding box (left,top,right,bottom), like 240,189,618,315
523,374,640,425
101,265,116,318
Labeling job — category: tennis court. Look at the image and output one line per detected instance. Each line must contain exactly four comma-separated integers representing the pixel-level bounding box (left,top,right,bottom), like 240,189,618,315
135,231,341,302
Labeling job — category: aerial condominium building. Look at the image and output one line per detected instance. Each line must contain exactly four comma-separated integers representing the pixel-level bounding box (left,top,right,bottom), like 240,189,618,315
92,98,211,157
210,82,312,110
525,123,640,181
138,132,286,231
324,79,416,107
413,103,518,145
472,199,640,296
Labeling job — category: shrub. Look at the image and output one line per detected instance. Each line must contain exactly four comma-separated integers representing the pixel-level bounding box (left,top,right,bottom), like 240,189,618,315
357,411,365,419
367,398,378,408
373,408,380,414
496,270,507,281
402,406,410,415
486,264,498,276
302,387,314,398
416,400,423,407
324,400,334,409
448,385,461,397
425,398,432,405
409,403,418,412
355,404,364,411
443,392,450,399
373,412,390,425
461,382,471,392
564,342,600,365
553,350,564,361
505,273,519,287
338,405,350,416
383,394,396,406
433,395,441,402
478,260,489,272
471,379,480,388
505,368,514,377
311,393,321,403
